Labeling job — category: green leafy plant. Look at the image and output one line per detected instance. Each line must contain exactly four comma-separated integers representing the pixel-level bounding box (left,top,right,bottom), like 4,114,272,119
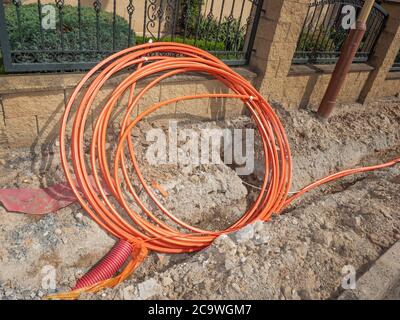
0,2,243,72
297,27,337,53
5,4,133,52
136,35,225,52
179,0,247,52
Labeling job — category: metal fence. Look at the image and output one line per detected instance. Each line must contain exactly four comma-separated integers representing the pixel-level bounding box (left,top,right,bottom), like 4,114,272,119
293,0,388,65
0,0,264,72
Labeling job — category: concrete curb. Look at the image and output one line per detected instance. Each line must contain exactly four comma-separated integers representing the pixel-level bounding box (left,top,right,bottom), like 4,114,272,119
339,241,400,300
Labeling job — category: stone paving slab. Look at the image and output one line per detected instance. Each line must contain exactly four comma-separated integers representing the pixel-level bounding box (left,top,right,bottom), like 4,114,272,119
339,241,400,300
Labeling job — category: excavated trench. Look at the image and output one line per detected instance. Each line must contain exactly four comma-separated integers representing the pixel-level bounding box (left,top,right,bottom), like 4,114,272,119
0,96,399,299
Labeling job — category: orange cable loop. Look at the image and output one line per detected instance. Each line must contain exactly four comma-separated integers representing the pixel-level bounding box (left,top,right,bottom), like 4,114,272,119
57,42,400,298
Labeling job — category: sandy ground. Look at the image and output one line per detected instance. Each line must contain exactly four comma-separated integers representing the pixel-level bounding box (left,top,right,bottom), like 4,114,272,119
0,96,399,300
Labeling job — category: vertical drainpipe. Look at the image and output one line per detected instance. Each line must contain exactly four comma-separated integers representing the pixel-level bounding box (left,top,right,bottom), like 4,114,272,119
317,0,376,119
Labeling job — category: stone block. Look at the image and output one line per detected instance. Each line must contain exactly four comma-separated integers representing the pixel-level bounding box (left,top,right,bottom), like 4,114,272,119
2,90,65,119
5,116,38,147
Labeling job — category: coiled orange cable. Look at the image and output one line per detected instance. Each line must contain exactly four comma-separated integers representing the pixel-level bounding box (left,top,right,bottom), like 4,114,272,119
55,42,400,298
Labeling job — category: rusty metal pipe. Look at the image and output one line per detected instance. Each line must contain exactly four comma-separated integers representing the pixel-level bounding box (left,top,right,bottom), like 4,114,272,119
317,22,366,119
317,0,375,119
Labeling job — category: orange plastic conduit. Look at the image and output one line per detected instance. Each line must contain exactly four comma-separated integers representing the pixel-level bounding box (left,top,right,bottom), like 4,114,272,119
52,42,400,299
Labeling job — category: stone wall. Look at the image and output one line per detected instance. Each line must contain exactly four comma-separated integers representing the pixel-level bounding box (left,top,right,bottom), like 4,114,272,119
383,72,400,97
1,0,400,150
0,68,256,150
249,0,400,109
281,64,374,109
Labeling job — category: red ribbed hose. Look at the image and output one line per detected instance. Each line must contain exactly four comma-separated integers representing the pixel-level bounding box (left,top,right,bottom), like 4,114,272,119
74,240,133,290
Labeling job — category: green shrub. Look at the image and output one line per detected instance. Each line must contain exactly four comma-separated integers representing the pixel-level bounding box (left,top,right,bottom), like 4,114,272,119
297,25,363,54
5,3,133,52
192,16,246,51
1,2,242,71
135,35,225,52
5,2,242,53
297,24,376,65
297,28,335,52
328,27,348,51
180,0,201,35
179,0,247,52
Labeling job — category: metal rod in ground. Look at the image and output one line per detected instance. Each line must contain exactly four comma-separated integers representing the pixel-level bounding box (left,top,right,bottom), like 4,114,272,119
317,0,375,119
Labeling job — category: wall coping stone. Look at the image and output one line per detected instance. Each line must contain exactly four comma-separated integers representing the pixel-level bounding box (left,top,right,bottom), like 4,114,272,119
386,71,400,80
289,63,375,77
0,67,257,95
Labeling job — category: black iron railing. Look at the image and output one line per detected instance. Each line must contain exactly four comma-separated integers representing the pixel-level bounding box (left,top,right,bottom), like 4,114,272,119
0,0,264,72
293,0,388,65
391,51,400,72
